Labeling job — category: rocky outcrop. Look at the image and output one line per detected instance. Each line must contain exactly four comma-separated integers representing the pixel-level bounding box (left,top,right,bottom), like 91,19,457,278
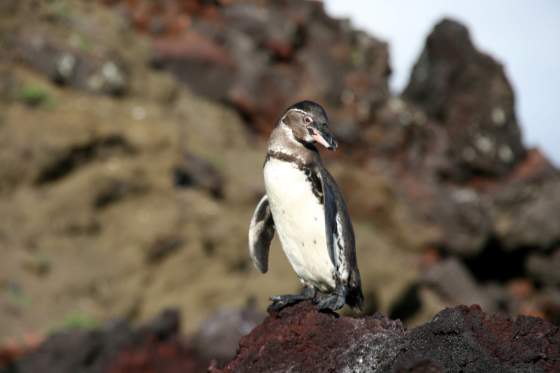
105,0,391,137
215,301,560,373
404,19,525,180
382,19,560,257
5,303,558,373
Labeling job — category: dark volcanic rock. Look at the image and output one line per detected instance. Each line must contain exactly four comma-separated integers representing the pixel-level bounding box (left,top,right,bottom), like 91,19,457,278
14,31,129,96
387,19,560,258
212,301,406,373
404,18,526,180
421,258,494,312
1,305,266,373
215,301,560,373
6,310,207,373
34,135,134,186
4,304,559,373
492,176,560,250
396,305,559,372
112,0,391,136
173,151,224,199
192,303,265,364
528,249,560,287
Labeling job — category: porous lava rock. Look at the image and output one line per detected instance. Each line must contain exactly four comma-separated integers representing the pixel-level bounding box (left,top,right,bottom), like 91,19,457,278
215,301,560,372
3,303,559,372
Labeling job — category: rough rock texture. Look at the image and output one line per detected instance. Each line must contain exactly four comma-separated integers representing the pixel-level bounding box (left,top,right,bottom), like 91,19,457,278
389,19,560,264
216,301,560,373
404,19,525,180
491,175,560,250
107,0,391,137
6,303,557,372
213,302,405,373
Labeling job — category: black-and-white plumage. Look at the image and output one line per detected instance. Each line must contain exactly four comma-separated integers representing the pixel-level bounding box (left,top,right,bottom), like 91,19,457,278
248,100,363,311
248,195,274,273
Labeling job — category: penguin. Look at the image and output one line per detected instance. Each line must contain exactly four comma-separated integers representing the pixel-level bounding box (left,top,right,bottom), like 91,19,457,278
248,100,363,312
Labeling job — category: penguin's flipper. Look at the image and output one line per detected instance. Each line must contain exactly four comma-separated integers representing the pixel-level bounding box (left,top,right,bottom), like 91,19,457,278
248,195,275,273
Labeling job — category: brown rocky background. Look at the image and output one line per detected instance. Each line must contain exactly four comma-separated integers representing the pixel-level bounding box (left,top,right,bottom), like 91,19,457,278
0,0,559,372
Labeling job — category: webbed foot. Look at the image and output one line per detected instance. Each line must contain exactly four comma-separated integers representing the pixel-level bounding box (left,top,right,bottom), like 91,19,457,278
268,287,315,312
315,286,347,312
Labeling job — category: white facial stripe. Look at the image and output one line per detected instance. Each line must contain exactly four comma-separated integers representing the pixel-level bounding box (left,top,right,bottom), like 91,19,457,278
289,108,308,116
281,109,308,124
281,115,317,145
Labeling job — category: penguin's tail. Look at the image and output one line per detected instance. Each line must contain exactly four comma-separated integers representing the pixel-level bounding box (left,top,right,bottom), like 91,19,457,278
345,278,364,311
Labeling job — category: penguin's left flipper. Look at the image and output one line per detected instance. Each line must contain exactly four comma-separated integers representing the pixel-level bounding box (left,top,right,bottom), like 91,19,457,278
317,167,353,273
248,195,275,273
319,170,339,270
318,167,364,310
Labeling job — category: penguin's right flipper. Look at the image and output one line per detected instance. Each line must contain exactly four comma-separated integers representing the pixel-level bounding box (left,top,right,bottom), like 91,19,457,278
248,195,275,273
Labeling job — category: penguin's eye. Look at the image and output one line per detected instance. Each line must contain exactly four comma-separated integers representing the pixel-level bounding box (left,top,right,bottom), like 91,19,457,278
304,116,312,125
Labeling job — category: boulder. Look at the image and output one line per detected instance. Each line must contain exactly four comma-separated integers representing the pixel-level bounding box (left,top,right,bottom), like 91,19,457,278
404,19,526,180
216,301,560,372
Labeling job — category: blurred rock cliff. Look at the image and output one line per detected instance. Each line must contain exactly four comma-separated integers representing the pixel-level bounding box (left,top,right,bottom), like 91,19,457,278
0,0,559,364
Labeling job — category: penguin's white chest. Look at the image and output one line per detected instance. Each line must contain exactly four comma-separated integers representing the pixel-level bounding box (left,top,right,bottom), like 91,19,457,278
264,158,336,290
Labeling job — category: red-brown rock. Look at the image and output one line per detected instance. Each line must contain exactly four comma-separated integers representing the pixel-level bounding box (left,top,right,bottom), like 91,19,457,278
215,302,560,372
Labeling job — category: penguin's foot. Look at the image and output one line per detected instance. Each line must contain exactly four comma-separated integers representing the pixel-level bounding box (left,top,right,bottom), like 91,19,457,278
315,287,346,312
268,294,307,312
268,287,315,312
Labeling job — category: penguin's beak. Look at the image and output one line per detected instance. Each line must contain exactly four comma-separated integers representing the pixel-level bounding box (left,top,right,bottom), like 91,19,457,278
310,123,338,151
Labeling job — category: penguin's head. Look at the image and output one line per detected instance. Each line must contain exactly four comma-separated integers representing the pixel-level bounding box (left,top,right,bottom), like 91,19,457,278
280,100,338,151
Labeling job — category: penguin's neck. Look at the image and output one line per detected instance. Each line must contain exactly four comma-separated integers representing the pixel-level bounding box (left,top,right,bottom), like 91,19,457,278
267,124,321,168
